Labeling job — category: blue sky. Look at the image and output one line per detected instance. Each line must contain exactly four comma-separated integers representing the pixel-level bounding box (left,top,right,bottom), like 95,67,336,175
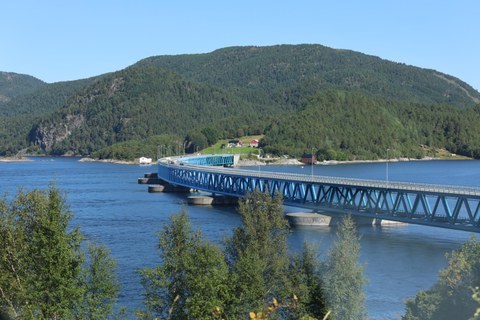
1,0,479,91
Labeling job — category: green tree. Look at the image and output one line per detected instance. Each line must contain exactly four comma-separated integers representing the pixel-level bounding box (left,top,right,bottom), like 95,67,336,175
14,185,83,319
201,127,219,146
225,190,291,315
138,211,232,319
473,286,480,319
0,185,120,320
186,130,208,153
74,242,120,320
323,215,367,320
403,235,480,320
289,243,326,319
139,192,327,319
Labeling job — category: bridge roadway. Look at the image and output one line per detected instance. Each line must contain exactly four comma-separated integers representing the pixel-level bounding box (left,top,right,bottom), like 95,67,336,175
157,155,480,233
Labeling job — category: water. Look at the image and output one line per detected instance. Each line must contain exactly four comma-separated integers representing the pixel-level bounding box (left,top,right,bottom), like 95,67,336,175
1,158,478,319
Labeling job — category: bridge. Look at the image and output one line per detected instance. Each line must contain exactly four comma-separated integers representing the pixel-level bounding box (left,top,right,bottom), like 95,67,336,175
157,154,480,233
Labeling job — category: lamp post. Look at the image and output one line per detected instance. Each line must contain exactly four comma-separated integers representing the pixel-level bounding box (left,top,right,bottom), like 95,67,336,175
311,147,315,178
386,148,390,184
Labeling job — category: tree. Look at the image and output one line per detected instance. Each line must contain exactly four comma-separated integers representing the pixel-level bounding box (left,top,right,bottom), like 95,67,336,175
1,185,84,319
473,287,480,319
225,190,292,315
323,215,367,320
403,235,480,320
0,185,120,320
201,127,219,146
289,242,326,319
139,192,327,319
186,130,208,153
74,241,120,320
138,211,233,319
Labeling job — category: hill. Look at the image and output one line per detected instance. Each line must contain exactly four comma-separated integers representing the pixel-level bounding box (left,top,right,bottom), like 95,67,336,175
1,44,480,160
134,44,480,108
261,90,480,160
27,66,264,155
0,72,46,104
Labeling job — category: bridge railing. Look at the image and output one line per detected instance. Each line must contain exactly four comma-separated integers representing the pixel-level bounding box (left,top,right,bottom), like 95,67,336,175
158,160,480,197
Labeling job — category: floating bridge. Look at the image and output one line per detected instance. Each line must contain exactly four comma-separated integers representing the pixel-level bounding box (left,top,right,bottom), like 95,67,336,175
158,154,480,233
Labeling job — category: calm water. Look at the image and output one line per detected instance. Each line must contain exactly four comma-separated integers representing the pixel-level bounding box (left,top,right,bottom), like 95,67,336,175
1,157,478,319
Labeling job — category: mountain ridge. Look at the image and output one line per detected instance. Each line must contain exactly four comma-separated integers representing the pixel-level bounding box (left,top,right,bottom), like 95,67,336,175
1,44,480,159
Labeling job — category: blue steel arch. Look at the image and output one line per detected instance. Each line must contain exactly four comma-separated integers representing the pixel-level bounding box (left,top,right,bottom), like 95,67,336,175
158,155,480,233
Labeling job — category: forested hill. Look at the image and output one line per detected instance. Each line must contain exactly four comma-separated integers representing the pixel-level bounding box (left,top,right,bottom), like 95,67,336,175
134,44,480,108
0,77,97,117
0,72,46,104
1,44,480,160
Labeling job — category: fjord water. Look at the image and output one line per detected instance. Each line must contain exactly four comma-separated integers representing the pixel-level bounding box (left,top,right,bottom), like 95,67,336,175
1,158,478,319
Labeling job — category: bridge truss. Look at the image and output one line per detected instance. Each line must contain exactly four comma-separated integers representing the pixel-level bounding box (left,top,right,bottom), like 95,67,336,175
158,156,480,233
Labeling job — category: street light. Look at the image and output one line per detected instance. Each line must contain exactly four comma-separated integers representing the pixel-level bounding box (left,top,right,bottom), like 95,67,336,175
386,148,390,184
311,147,315,178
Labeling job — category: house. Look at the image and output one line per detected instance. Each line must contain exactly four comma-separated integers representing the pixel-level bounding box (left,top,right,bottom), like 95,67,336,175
300,153,316,165
227,140,243,148
249,139,259,148
139,157,152,165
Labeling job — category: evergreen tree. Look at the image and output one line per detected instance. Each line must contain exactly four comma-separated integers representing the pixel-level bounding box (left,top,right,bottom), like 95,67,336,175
288,243,326,319
323,215,367,320
225,190,292,315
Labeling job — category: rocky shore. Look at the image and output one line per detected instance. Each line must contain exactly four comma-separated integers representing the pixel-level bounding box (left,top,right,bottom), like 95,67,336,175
79,157,138,165
0,156,32,162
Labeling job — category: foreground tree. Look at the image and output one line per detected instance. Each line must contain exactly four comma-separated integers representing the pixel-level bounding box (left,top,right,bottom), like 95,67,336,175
140,191,328,319
323,215,367,320
0,185,120,319
138,211,233,319
74,242,121,320
403,235,480,320
288,243,326,319
225,191,292,315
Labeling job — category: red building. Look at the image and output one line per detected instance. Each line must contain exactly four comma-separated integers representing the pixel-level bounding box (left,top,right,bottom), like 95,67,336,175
300,153,316,165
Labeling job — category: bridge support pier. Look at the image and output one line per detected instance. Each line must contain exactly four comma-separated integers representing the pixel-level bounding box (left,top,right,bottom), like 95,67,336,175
187,195,239,206
138,172,164,185
143,174,192,193
286,212,331,227
287,212,407,227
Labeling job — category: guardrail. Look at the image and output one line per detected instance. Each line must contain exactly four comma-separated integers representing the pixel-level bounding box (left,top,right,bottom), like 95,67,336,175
159,159,480,197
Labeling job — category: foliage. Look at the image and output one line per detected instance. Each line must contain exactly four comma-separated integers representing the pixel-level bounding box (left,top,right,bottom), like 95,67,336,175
323,215,367,320
473,286,480,319
136,44,480,108
0,72,46,108
0,185,120,319
225,191,292,315
261,90,480,160
140,191,329,319
2,44,480,160
403,235,480,320
91,134,183,161
138,211,233,319
288,243,326,319
74,241,121,320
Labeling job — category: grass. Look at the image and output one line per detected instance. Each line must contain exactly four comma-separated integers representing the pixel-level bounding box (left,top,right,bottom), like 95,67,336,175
200,135,263,155
422,146,471,160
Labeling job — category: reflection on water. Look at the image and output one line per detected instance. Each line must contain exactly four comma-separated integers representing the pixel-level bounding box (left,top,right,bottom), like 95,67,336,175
1,158,478,319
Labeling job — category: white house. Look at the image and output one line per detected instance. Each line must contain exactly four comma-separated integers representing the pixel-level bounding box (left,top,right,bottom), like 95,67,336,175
139,157,152,164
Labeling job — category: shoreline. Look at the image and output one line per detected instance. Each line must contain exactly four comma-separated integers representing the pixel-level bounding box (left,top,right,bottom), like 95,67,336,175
3,155,471,166
0,157,32,162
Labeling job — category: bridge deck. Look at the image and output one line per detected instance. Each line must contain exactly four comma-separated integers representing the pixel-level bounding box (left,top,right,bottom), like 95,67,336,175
157,155,480,232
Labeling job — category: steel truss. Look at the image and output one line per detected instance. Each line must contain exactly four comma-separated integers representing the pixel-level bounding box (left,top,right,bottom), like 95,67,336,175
158,158,480,233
